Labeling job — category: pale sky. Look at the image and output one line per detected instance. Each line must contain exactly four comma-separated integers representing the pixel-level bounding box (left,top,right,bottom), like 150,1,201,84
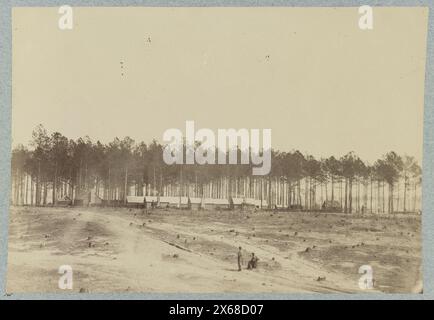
12,7,428,163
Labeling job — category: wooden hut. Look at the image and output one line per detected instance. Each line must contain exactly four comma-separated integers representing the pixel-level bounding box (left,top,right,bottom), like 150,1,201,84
90,193,104,207
244,198,267,210
202,198,230,211
145,196,159,208
178,197,190,209
229,197,245,210
158,196,189,209
73,190,91,206
57,195,72,206
189,197,203,210
157,196,172,208
321,200,342,212
126,196,146,208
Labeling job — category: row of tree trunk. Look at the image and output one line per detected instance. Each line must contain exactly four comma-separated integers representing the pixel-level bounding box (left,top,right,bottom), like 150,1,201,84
11,169,422,214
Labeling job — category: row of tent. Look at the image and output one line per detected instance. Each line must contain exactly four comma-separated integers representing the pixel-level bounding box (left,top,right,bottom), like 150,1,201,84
56,193,341,212
56,194,342,212
125,195,269,210
55,193,269,210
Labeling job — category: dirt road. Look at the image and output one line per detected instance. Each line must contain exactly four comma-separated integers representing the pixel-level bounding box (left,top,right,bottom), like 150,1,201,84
6,206,422,293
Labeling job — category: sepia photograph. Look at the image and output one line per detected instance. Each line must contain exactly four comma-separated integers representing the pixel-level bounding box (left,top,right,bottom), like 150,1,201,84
6,6,428,294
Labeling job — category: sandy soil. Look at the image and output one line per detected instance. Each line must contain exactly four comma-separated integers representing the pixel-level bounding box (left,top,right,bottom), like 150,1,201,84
5,206,422,294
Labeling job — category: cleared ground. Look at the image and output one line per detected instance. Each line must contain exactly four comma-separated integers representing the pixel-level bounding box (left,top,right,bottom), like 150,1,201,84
6,206,422,294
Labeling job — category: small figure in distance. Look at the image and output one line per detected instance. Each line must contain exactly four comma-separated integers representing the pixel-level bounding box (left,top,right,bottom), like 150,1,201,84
237,246,243,271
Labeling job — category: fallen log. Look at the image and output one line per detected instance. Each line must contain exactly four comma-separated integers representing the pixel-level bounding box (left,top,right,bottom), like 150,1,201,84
162,240,192,253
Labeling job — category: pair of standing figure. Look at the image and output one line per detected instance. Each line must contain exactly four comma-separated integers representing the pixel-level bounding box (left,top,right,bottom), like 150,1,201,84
237,247,259,271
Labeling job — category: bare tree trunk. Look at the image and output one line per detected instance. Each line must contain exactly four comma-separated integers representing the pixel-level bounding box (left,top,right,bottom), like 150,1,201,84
124,166,128,205
349,179,353,213
413,182,417,212
153,167,156,196
331,176,334,203
36,161,41,206
359,181,363,212
287,179,292,208
268,175,272,209
403,176,407,213
30,177,34,206
390,183,394,214
25,174,28,205
43,182,48,205
53,162,58,205
344,178,348,213
396,182,400,212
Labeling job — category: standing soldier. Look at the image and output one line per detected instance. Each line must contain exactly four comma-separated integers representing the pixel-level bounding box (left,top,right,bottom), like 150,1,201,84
237,246,243,271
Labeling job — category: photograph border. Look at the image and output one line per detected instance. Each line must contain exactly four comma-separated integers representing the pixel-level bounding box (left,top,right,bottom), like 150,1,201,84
0,0,433,300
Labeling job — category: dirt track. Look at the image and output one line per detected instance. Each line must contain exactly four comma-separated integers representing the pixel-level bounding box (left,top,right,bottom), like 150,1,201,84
6,206,422,294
